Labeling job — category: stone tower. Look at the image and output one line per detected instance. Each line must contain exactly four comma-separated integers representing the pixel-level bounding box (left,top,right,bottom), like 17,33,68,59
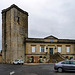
2,4,28,63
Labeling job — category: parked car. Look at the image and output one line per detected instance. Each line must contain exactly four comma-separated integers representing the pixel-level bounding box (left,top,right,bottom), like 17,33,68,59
13,59,24,65
54,60,75,72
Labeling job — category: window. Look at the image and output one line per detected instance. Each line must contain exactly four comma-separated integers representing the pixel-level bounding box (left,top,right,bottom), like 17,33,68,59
32,47,35,52
39,46,46,52
17,16,20,24
65,61,69,64
72,61,75,64
70,61,73,64
66,47,70,52
41,46,44,52
58,47,61,53
61,61,70,64
50,39,53,42
61,61,65,64
70,61,75,64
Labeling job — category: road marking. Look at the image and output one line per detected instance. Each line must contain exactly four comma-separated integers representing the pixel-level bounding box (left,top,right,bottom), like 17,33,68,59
10,71,15,75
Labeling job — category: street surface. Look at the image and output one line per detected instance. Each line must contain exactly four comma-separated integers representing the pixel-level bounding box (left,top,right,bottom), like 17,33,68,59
0,64,75,75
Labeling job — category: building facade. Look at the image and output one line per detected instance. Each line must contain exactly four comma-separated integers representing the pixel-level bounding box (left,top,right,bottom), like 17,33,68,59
25,36,75,63
2,4,75,63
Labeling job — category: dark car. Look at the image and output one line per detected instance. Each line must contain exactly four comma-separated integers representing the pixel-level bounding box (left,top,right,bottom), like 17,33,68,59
54,60,75,72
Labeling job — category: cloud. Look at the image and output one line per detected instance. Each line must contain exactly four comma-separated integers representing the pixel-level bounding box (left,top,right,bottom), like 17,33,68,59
0,0,75,50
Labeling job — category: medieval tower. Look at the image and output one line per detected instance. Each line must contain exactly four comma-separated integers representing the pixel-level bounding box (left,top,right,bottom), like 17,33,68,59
2,4,28,63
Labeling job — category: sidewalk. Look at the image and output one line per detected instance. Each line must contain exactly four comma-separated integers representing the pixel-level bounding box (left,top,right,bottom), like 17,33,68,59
24,63,54,65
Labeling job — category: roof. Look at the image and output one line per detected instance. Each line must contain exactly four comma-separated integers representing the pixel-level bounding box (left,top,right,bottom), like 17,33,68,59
58,39,75,43
2,4,28,16
26,35,75,44
26,38,44,43
26,38,75,44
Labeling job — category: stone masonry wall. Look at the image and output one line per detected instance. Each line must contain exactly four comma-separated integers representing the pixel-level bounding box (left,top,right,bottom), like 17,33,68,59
2,6,28,63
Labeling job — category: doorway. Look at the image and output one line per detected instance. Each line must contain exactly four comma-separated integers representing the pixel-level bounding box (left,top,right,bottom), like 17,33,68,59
31,56,34,63
49,48,53,55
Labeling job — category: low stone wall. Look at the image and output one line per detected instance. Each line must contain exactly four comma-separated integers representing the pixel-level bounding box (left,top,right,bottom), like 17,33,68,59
0,56,2,63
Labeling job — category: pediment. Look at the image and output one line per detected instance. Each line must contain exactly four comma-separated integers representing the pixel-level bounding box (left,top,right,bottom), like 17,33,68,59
44,35,58,39
44,35,58,42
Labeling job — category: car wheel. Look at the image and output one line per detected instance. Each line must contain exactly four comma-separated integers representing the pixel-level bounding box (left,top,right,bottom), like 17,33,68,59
58,68,63,72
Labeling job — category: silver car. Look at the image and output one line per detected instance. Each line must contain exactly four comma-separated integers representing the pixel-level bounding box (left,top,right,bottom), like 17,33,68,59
54,60,75,72
13,59,24,65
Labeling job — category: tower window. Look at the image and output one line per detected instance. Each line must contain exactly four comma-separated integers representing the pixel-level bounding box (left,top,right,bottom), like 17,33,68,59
17,16,20,24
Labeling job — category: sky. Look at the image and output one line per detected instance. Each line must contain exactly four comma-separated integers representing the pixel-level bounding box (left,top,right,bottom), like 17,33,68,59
0,0,75,50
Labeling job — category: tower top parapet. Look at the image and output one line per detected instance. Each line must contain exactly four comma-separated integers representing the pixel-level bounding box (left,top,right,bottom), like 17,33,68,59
2,4,28,16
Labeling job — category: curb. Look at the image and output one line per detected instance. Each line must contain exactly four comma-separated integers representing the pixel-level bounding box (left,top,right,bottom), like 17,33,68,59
24,63,54,65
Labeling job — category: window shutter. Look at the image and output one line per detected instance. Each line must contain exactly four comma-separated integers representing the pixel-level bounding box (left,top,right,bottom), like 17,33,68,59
44,46,46,52
39,47,41,52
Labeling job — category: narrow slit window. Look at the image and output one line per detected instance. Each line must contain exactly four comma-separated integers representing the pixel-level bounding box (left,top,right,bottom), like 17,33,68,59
17,16,20,24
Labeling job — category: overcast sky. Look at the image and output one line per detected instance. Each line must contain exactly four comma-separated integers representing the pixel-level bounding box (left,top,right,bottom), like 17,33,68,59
0,0,75,50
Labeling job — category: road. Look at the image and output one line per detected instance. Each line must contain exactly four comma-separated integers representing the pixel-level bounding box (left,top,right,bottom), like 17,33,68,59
0,64,75,75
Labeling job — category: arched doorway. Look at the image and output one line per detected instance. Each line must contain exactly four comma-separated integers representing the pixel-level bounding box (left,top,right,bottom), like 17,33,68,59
39,56,42,63
31,56,34,63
